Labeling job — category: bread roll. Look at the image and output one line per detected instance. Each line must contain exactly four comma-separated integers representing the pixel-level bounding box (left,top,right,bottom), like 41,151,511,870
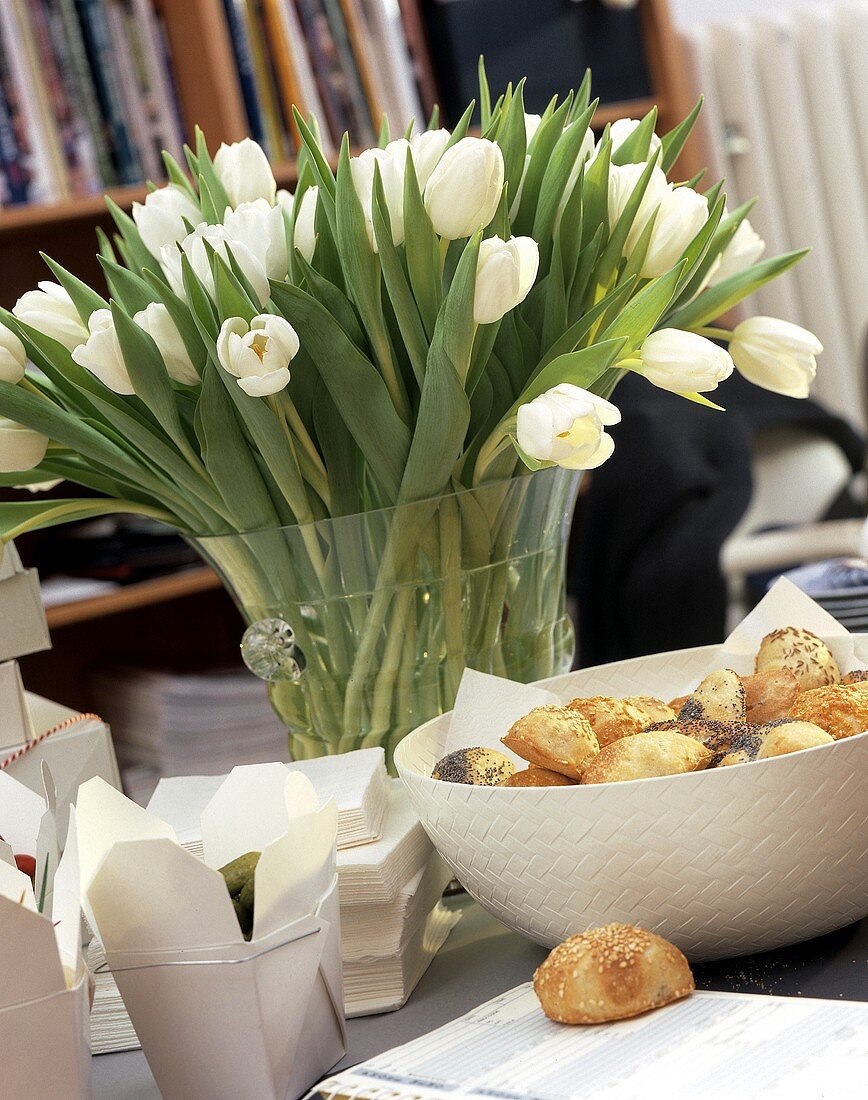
741,668,800,724
502,705,599,780
566,696,676,749
500,766,577,788
755,627,840,689
581,730,710,784
679,669,745,722
533,924,694,1024
431,747,515,785
788,684,868,740
842,669,868,686
756,721,833,759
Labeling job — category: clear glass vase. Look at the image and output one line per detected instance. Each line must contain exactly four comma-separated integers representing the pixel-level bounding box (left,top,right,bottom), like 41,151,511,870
192,467,580,769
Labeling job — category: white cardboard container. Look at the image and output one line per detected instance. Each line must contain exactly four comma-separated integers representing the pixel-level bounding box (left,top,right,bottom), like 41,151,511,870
77,765,347,1100
1,694,120,843
0,542,50,664
0,818,91,1099
395,580,868,960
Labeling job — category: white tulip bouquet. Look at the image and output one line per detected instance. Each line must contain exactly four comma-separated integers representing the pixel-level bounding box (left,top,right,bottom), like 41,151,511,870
0,66,819,762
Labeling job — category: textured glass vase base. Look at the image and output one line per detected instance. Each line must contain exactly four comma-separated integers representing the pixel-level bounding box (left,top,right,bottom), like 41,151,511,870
192,467,581,771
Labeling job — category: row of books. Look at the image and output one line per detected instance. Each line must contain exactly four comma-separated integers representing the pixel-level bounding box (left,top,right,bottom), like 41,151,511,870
0,0,185,206
224,0,423,160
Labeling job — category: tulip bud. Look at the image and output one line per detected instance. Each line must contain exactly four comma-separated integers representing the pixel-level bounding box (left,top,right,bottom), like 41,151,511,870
132,185,202,259
350,139,410,250
134,303,200,385
607,163,670,254
602,118,662,162
214,138,277,208
13,282,88,352
473,236,540,324
517,384,620,470
637,329,733,393
0,418,49,473
424,137,504,240
71,309,134,394
293,187,318,262
276,189,294,217
524,113,542,144
709,217,765,286
160,224,270,307
410,128,450,190
729,316,821,398
222,198,288,281
641,185,709,278
0,323,26,384
216,314,299,397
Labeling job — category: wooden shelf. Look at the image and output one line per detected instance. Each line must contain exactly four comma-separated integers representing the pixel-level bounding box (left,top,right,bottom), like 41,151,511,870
45,566,222,629
593,97,661,128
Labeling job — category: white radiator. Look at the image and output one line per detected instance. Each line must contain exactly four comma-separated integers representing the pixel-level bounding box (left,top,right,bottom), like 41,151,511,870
681,2,868,429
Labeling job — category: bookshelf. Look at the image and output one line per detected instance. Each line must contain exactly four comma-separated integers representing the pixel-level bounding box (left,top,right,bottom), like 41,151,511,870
7,0,700,705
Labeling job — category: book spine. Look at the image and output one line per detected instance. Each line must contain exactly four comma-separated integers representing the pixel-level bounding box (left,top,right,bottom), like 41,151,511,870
221,0,266,147
130,0,185,163
321,0,375,145
0,38,30,203
104,0,161,180
274,0,335,157
33,0,102,195
339,0,384,132
244,0,289,160
1,0,69,200
75,0,143,184
55,0,117,186
261,0,304,151
294,0,350,146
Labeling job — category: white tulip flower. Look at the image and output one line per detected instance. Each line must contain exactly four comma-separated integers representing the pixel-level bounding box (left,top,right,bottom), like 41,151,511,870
293,187,318,262
71,309,134,395
729,317,821,398
607,163,670,254
222,198,288,281
213,138,277,208
423,137,504,240
473,236,540,324
160,223,270,307
709,217,765,286
638,329,733,393
601,118,662,162
0,418,49,473
276,188,294,217
524,113,542,144
641,185,709,278
350,139,410,250
0,322,26,383
134,303,200,385
517,384,620,470
132,185,202,259
216,314,299,397
410,128,450,189
13,281,88,352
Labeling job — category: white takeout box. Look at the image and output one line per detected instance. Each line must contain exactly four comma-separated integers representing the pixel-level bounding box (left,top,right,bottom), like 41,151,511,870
78,764,347,1100
396,580,868,959
0,542,50,663
1,693,120,843
0,817,91,1099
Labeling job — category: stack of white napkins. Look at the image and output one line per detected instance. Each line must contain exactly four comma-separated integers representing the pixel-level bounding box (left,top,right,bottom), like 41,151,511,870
90,666,289,803
88,750,457,1053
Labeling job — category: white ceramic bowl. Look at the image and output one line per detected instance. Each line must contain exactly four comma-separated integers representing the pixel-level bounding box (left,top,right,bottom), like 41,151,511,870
396,653,868,960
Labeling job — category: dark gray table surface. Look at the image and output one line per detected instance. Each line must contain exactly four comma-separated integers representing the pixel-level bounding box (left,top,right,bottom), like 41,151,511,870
93,898,868,1099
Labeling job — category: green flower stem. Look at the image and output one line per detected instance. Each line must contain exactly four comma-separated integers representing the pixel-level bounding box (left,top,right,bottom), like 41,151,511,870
3,498,176,542
695,325,732,341
438,496,465,700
